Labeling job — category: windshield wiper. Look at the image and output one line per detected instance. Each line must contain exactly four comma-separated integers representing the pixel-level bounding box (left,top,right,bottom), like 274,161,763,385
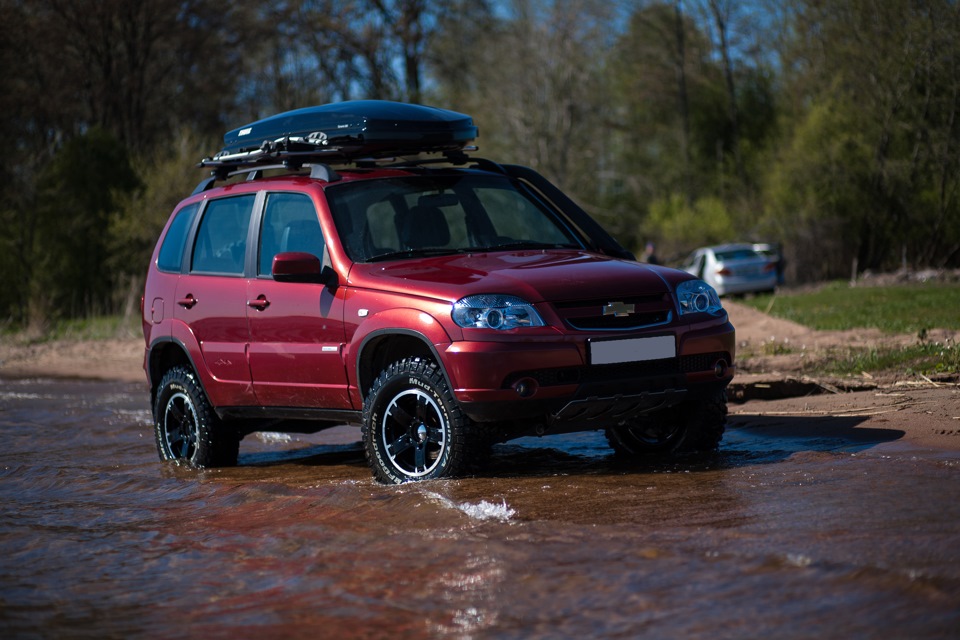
366,247,463,263
366,242,580,262
474,241,581,252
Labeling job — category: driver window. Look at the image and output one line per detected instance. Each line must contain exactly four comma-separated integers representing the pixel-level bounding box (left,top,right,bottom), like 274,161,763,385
258,193,324,276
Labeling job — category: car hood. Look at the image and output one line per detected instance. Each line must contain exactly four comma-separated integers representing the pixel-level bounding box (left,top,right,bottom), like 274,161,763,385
347,250,674,303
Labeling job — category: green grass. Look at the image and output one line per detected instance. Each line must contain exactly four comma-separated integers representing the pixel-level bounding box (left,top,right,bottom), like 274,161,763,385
1,313,141,343
743,281,960,333
819,343,960,377
741,281,960,377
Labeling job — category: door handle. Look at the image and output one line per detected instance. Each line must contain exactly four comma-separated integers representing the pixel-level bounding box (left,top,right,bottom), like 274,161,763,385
177,295,198,309
248,295,270,311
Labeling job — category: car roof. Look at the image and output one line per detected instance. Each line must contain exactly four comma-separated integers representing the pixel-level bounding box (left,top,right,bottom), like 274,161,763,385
703,243,757,252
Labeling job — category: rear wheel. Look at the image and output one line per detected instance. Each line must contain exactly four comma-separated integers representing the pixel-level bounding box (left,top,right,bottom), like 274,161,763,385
605,390,727,457
362,357,477,483
153,366,239,467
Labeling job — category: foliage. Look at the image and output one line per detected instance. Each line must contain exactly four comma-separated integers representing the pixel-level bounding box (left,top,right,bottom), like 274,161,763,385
2,0,960,327
762,96,875,282
108,130,217,291
31,129,141,323
645,195,736,259
766,0,960,280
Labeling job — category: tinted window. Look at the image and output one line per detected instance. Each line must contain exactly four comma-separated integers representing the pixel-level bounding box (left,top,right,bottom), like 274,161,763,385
157,203,198,272
478,187,571,244
258,193,324,276
191,195,256,274
714,249,762,262
325,175,581,262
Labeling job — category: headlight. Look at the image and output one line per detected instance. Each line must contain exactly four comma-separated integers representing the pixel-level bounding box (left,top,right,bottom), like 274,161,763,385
452,294,545,329
676,280,723,316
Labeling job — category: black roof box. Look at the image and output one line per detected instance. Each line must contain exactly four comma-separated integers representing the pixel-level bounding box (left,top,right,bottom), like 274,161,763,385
203,100,477,169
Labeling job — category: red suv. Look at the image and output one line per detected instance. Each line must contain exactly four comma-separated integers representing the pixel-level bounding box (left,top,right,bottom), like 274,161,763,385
142,101,735,483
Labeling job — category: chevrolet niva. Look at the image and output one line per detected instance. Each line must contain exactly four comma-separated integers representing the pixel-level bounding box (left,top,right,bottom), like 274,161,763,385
142,101,736,483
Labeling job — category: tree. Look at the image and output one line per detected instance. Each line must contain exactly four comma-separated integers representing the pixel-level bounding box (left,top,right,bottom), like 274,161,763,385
32,129,141,321
768,0,960,278
764,97,874,282
604,2,776,256
0,0,252,324
261,0,452,109
23,0,245,153
429,0,615,237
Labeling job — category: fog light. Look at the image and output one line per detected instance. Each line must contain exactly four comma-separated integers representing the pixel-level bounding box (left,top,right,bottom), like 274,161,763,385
513,377,538,398
714,360,728,377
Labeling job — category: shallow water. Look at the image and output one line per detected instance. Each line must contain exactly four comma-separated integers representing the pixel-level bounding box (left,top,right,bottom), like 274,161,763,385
1,377,959,638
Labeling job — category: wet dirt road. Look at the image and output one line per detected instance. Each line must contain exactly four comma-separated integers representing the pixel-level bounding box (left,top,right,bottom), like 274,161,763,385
2,377,959,639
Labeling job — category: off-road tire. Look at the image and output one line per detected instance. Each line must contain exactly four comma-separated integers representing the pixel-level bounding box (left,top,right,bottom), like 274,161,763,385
362,357,479,483
153,366,239,467
679,390,727,452
605,390,727,456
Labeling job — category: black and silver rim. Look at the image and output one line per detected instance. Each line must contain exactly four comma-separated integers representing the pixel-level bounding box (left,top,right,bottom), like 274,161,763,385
623,422,683,447
162,391,200,461
380,388,447,478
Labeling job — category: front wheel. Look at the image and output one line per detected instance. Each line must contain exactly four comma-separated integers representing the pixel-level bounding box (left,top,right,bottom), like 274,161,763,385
153,366,239,468
362,357,477,483
605,390,727,457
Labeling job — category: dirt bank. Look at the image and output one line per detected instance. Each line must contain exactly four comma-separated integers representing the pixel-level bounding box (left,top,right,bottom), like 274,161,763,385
0,334,144,384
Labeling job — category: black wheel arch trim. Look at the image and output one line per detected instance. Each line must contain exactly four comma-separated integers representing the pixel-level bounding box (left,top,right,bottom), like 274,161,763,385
355,328,454,399
147,336,205,400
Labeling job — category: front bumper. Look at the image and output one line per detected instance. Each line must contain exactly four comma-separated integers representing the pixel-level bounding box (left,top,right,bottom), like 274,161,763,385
441,319,736,427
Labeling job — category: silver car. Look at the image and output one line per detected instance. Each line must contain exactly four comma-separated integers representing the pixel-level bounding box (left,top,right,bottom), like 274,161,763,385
680,243,778,296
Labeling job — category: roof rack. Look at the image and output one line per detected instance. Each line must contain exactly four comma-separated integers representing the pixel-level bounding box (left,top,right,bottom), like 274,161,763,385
192,145,479,194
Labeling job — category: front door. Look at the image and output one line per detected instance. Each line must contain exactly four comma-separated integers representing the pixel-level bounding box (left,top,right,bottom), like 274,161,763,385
246,192,351,408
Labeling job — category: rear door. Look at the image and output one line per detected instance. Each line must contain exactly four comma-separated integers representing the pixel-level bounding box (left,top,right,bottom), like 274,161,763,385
174,193,258,405
246,192,351,408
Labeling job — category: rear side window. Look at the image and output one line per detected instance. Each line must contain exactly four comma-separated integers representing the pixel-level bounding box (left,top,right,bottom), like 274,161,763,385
156,203,198,272
191,195,256,274
258,193,324,276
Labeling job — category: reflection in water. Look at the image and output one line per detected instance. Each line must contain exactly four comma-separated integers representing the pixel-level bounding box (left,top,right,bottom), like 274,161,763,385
1,378,958,638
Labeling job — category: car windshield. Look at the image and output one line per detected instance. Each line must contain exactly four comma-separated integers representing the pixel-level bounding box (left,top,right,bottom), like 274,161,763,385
324,174,583,262
714,248,764,262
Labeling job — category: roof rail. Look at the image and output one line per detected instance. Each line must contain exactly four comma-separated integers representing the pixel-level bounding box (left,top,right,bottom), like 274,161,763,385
191,161,342,195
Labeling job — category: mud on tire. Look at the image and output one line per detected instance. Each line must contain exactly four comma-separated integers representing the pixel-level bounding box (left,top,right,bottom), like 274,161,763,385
605,390,727,457
153,366,239,468
362,357,480,483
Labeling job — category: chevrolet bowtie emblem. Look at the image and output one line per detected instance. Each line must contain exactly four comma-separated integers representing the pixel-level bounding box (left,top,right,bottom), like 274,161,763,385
602,301,635,317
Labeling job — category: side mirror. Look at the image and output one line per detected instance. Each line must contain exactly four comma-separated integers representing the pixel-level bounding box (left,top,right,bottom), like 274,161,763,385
272,252,331,284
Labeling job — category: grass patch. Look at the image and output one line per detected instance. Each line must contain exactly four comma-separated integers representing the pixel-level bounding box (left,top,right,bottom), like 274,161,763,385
741,281,960,377
743,281,960,333
821,343,960,377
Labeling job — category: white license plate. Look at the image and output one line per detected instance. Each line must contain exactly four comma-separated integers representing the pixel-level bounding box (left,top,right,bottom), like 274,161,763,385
589,336,676,365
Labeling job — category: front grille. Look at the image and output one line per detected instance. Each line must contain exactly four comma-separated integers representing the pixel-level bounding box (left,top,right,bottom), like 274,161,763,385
509,351,731,388
553,294,673,331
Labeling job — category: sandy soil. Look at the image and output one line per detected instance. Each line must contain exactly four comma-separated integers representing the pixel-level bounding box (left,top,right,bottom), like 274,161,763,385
2,302,959,451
